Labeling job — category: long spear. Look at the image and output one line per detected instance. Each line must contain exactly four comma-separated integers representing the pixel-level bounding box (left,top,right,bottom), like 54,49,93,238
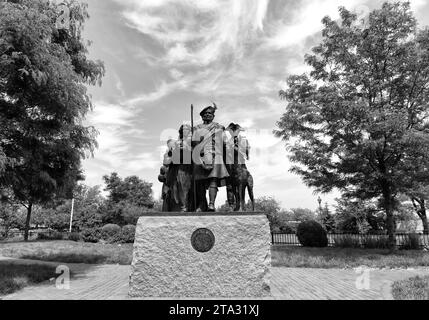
191,104,197,212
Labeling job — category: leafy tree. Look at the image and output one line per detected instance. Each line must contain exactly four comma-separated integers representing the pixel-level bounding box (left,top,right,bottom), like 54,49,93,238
394,201,420,233
275,2,429,249
102,173,154,225
274,210,300,233
251,196,281,214
0,147,8,175
334,196,385,234
286,208,316,222
246,196,284,231
401,167,429,234
103,173,154,208
122,204,149,225
0,0,104,240
153,199,163,212
0,202,24,238
317,203,336,232
73,184,105,212
269,208,317,233
101,202,148,226
32,205,69,230
34,184,105,232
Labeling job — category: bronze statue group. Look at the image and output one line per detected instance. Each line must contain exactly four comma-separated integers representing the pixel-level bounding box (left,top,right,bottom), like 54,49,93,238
158,104,255,212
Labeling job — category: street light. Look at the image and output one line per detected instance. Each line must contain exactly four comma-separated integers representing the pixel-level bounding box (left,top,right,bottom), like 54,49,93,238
69,197,74,233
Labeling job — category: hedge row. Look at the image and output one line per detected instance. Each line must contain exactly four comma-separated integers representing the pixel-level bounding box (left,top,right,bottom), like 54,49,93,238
67,224,136,243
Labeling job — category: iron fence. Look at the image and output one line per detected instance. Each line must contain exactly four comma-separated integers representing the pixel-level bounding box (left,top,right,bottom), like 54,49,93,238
3,229,429,249
272,232,429,249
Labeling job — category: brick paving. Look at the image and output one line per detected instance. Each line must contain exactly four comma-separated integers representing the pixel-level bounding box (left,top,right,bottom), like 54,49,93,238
270,267,429,300
1,263,130,300
2,257,429,300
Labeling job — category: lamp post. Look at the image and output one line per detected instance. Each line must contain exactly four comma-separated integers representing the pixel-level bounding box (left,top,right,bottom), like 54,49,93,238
69,197,75,233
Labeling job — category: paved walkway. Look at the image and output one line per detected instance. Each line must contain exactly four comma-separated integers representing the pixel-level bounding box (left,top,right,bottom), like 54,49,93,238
270,267,429,300
2,258,429,300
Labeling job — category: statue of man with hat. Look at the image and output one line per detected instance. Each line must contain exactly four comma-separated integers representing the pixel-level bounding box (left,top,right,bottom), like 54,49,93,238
192,103,229,212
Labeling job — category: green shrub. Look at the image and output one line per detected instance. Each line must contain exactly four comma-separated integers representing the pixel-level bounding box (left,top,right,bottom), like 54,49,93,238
123,205,147,225
121,225,136,243
101,224,122,243
392,276,429,300
21,253,106,264
279,224,296,234
296,220,328,247
37,231,64,241
333,235,361,248
401,234,421,250
67,232,82,242
80,227,101,243
362,236,390,249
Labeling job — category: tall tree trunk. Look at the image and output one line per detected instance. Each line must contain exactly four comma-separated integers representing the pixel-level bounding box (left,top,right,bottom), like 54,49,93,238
382,186,396,251
24,202,32,242
422,215,429,235
385,202,396,251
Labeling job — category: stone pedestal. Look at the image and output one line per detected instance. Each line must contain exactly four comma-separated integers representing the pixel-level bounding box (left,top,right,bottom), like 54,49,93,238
128,212,271,298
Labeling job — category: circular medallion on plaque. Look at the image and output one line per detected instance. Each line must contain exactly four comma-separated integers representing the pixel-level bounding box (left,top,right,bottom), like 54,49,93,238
191,228,215,253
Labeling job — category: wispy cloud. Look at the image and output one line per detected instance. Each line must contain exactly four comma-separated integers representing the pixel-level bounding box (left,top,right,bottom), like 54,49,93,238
125,80,190,107
82,0,429,209
86,102,133,127
118,0,269,67
265,0,362,49
84,102,155,175
113,72,125,97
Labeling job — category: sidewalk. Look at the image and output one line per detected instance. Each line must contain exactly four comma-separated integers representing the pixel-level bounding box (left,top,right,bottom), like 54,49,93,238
3,257,429,300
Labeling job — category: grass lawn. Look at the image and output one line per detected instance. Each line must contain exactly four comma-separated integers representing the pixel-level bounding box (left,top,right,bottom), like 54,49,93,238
0,240,133,265
1,241,429,269
0,261,58,295
272,246,429,269
392,276,429,300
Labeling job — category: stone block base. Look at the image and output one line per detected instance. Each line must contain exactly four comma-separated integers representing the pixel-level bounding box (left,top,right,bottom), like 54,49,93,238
128,212,271,298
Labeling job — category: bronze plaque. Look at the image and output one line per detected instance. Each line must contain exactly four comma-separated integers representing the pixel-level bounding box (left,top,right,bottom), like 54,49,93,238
191,228,215,253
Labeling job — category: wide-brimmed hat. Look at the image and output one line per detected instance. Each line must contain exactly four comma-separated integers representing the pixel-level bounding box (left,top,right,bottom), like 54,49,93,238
199,102,217,116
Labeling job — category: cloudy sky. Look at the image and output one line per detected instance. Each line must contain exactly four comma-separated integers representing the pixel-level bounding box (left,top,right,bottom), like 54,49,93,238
80,0,429,210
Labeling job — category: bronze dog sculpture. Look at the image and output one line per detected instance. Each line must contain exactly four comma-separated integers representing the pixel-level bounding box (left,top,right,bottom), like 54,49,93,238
225,123,255,212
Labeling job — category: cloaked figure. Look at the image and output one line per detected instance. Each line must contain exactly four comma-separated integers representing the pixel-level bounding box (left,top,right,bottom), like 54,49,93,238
160,125,195,212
